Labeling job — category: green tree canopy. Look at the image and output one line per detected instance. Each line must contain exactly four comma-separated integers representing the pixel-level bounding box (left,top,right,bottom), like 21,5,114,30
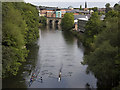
92,7,98,12
2,2,39,77
80,5,82,10
84,12,102,48
39,16,47,26
83,7,120,89
105,3,112,13
61,13,74,31
114,3,120,11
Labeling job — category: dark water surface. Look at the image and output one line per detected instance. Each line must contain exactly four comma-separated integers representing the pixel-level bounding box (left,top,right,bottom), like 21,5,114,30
3,26,97,88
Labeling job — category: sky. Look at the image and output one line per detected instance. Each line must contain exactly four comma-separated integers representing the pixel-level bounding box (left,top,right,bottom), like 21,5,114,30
24,0,120,3
24,0,120,8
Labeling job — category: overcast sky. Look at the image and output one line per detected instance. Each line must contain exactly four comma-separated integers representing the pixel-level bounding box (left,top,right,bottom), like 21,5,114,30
24,0,119,3
24,0,119,8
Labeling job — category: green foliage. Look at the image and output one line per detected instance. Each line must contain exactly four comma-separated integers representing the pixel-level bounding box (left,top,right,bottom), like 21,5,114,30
83,8,120,89
105,10,119,19
70,30,84,41
2,2,39,77
61,13,74,31
85,2,87,8
2,46,28,77
39,16,47,27
84,41,119,88
105,3,112,13
12,2,39,44
84,12,102,48
114,3,120,11
92,7,98,12
105,3,110,8
80,5,82,10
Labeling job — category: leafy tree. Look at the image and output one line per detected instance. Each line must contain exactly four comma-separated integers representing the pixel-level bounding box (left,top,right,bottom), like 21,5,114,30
84,41,119,88
105,3,110,8
2,2,39,77
83,8,120,89
13,2,39,44
39,16,47,27
80,5,82,10
105,10,119,19
114,3,120,11
84,12,102,48
85,2,87,8
92,7,98,12
61,13,74,30
105,3,112,13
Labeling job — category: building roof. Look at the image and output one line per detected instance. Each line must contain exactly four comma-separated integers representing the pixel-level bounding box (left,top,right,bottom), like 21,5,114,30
78,18,88,21
46,7,57,10
79,10,89,13
66,9,76,13
75,22,78,24
74,15,87,20
76,15,89,21
61,8,71,10
40,6,58,10
66,9,89,13
86,14,91,19
100,15,105,20
40,6,47,10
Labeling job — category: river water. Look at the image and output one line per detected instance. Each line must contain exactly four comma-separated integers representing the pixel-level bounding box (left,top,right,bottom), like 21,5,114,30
3,26,97,88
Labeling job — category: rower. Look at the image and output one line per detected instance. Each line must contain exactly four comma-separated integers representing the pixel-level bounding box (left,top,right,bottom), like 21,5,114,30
58,67,62,82
41,77,43,83
58,71,61,82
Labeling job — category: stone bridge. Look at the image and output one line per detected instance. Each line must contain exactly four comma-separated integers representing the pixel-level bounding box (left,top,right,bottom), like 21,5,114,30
46,17,62,26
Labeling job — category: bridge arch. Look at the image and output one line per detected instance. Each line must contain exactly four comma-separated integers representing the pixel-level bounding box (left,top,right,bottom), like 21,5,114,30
55,20,59,25
47,18,62,26
49,20,53,25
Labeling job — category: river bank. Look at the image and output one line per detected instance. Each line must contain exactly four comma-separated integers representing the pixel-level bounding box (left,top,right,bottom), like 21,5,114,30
2,26,97,88
70,30,84,41
2,2,39,78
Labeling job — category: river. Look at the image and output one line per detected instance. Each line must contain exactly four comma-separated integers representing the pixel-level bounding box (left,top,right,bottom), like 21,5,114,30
3,25,97,88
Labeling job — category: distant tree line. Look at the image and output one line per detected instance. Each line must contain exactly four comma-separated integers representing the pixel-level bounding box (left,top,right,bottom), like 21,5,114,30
2,2,39,77
82,3,120,89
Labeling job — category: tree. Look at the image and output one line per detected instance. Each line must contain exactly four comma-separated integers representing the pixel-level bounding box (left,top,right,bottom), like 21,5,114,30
39,16,47,26
92,7,98,12
2,2,28,77
2,2,39,77
61,13,74,30
84,12,102,47
80,5,82,10
85,2,87,8
105,3,112,13
105,3,110,8
83,8,120,89
114,3,120,11
14,2,40,44
105,10,119,20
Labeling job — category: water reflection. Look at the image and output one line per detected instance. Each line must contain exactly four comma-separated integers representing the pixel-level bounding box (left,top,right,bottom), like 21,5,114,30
46,24,61,30
3,25,97,88
27,25,97,88
62,31,75,44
